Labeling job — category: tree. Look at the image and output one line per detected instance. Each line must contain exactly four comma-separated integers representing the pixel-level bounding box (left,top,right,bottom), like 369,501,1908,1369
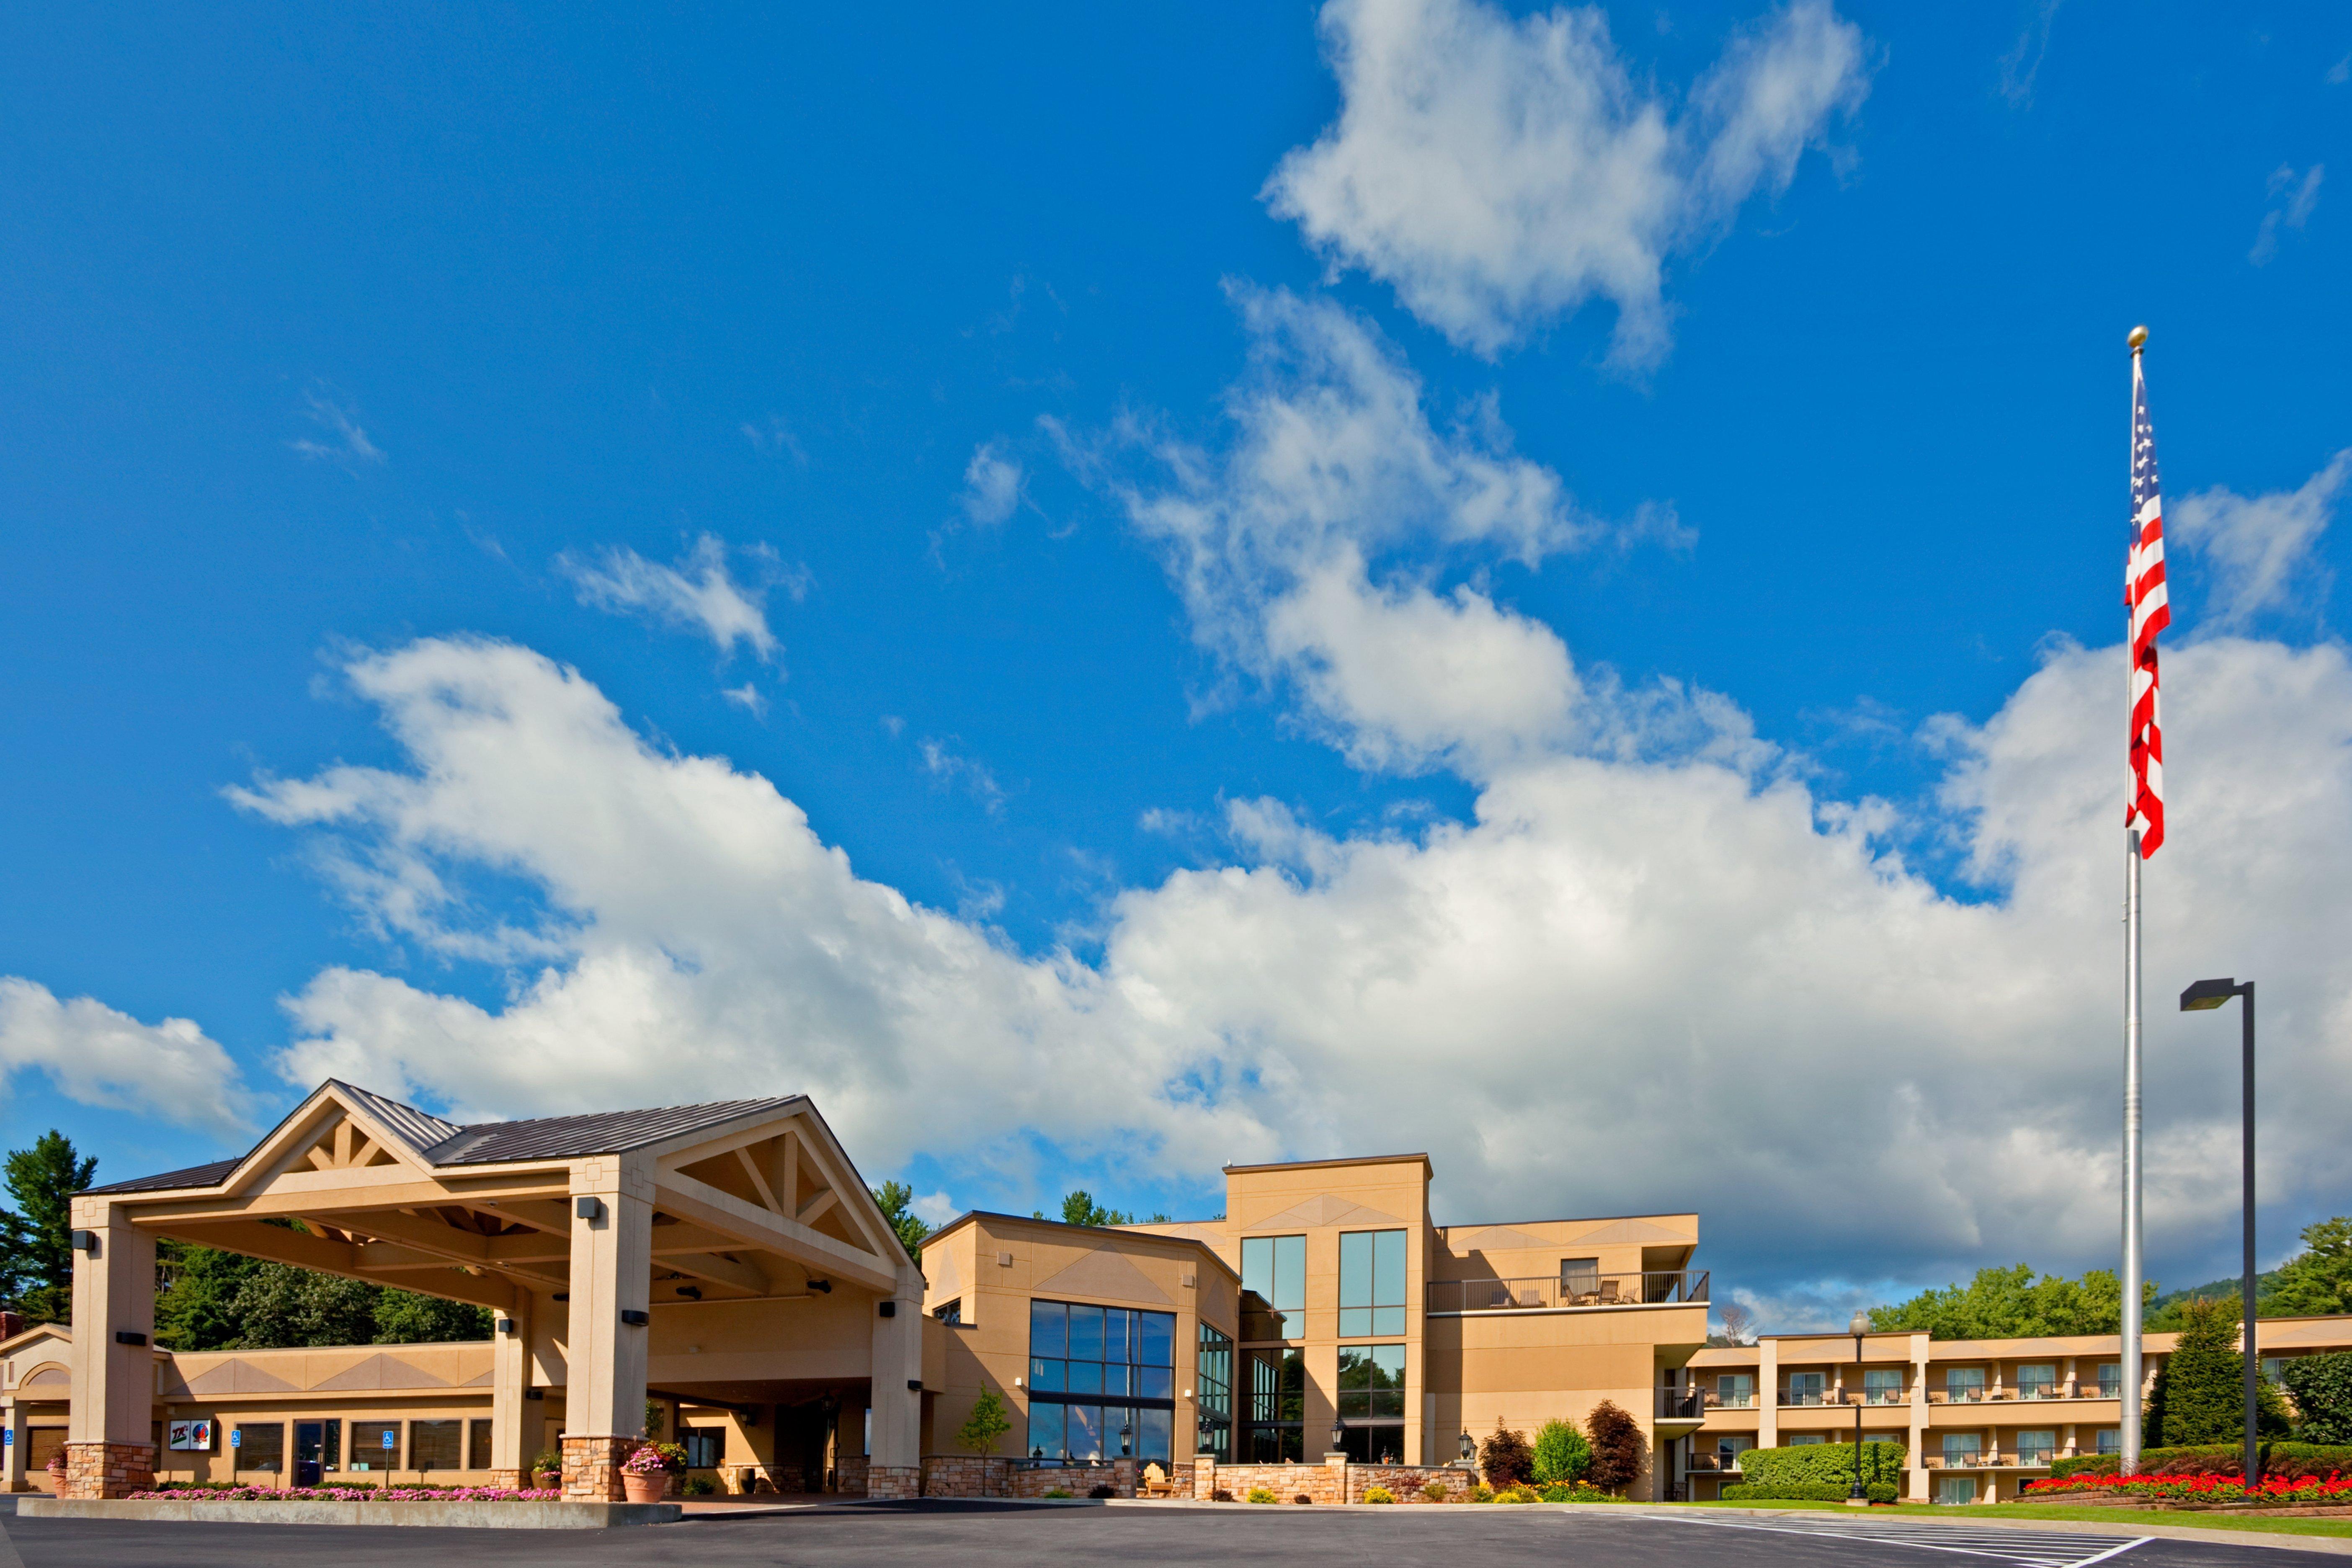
1585,1400,1646,1495
1870,1264,2156,1339
1479,1420,1532,1487
0,1131,96,1323
958,1387,1013,1459
2265,1217,2352,1319
1709,1302,1756,1346
2280,1350,2352,1444
1034,1190,1135,1228
229,1263,382,1348
869,1181,930,1262
2148,1295,2290,1446
373,1288,492,1344
1531,1417,1591,1485
155,1242,263,1350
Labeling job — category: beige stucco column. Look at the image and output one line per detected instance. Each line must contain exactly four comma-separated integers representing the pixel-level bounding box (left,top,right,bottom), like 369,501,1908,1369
2063,1356,2079,1398
63,1199,157,1498
1756,1338,1778,1447
3,1396,25,1492
561,1155,653,1500
866,1278,926,1499
1906,1331,1931,1502
489,1294,534,1486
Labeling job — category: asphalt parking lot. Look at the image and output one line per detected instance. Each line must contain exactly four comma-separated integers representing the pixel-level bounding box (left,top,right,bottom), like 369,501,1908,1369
2,1503,2344,1568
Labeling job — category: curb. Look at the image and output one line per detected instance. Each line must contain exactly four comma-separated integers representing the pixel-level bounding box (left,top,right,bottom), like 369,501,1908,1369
16,1497,684,1529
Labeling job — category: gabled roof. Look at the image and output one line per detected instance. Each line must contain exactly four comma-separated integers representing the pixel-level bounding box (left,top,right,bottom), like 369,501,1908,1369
82,1083,807,1195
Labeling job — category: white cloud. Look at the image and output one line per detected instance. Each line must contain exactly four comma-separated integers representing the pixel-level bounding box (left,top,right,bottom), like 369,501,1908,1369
913,1189,960,1228
0,979,252,1138
919,738,1007,817
1996,0,2061,107
289,390,386,467
961,442,1025,526
557,534,782,662
220,626,2352,1293
1263,0,1871,361
2250,163,2324,265
722,682,768,717
2173,450,2349,629
2327,53,2349,88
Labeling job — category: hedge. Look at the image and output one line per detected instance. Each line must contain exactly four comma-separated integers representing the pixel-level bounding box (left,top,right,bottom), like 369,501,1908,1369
1724,1481,1898,1503
2049,1442,2352,1480
1738,1442,1908,1490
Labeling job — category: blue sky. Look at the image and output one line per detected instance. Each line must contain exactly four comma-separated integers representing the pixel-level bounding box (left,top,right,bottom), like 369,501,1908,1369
3,1,2348,1328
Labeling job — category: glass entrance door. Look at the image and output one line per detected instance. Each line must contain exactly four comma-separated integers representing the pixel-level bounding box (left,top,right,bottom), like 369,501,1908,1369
292,1421,339,1487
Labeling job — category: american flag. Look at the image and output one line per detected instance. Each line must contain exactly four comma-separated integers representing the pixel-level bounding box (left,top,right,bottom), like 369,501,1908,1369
2126,348,2169,858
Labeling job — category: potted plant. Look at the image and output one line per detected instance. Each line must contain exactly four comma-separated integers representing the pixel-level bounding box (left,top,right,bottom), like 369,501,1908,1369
530,1449,562,1491
621,1442,681,1503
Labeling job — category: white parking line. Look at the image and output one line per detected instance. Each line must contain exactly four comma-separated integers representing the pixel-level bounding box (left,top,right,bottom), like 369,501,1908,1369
1632,1511,2152,1568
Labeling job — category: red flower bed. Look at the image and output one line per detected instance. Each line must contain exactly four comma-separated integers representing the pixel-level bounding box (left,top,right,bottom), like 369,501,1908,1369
2024,1470,2352,1506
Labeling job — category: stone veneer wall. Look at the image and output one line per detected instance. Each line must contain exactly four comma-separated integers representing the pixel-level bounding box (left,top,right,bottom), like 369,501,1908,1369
1202,1460,1346,1505
919,1456,1138,1499
1345,1462,1477,1503
560,1435,634,1501
1180,1457,1475,1505
61,1441,155,1501
836,1453,869,1497
867,1465,921,1500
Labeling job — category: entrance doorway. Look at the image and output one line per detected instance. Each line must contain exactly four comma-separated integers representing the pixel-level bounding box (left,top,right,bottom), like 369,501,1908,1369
292,1421,339,1487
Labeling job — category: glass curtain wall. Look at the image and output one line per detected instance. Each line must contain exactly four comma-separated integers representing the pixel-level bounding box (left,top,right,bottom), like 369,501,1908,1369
1196,1323,1234,1460
1027,1299,1177,1463
1246,1348,1305,1461
1240,1235,1305,1339
1337,1343,1405,1461
1338,1230,1406,1336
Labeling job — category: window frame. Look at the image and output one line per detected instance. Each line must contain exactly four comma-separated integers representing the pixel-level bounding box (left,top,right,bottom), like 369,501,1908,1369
1025,1297,1179,1464
1337,1230,1407,1338
1240,1234,1306,1340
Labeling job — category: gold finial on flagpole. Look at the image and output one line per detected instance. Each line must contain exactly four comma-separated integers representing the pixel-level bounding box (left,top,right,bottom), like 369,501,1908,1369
2128,325,2149,353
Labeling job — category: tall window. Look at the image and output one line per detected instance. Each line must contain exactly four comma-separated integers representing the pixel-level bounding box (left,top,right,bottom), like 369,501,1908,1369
233,1423,284,1473
1934,1476,1975,1505
1715,1436,1753,1470
1715,1373,1754,1408
1942,1433,1980,1465
1785,1372,1823,1406
2016,1429,2055,1465
2096,1363,2121,1398
349,1419,399,1470
1560,1257,1600,1297
1339,1230,1406,1337
1862,1369,1903,1404
2017,1363,2057,1399
467,1419,493,1470
1196,1323,1233,1461
1027,1300,1176,1463
1337,1343,1405,1461
1241,1235,1305,1339
1945,1367,1986,1402
2095,1427,2121,1455
1246,1348,1304,1462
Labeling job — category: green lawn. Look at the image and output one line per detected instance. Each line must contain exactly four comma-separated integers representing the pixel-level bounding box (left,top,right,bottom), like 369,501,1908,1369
1666,1498,2352,1539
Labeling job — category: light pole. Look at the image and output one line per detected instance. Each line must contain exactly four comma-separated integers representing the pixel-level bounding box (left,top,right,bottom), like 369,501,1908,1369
1847,1311,1870,1505
2181,977,2258,1488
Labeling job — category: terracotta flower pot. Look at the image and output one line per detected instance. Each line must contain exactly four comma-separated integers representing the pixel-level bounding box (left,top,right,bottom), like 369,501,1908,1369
622,1471,669,1503
532,1471,561,1491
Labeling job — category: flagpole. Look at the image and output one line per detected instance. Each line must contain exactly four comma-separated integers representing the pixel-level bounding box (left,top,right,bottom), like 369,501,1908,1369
2120,323,2150,1476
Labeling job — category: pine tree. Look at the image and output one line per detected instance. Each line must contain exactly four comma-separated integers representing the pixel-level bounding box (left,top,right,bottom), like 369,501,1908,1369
869,1181,931,1261
2151,1295,2290,1446
0,1131,97,1323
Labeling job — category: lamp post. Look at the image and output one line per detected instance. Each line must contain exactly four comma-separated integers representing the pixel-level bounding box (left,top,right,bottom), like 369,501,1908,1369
2181,976,2259,1488
1848,1310,1870,1505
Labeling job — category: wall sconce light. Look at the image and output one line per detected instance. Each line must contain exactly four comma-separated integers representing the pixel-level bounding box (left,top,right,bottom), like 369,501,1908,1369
676,1285,703,1301
574,1197,605,1222
807,1278,831,1294
619,1309,649,1326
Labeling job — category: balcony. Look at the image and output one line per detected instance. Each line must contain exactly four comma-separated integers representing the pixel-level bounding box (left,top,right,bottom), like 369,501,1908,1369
1923,1452,2054,1470
1425,1270,1708,1315
1658,1387,1706,1420
1684,1452,1745,1473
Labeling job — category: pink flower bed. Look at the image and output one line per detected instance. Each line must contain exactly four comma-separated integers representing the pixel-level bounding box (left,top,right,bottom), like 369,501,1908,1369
127,1485,563,1502
2024,1471,2352,1506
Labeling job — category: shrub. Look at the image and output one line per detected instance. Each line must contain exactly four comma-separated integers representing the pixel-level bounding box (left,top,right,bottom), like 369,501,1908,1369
1867,1482,1898,1504
681,1475,717,1497
2050,1442,2352,1481
1469,1483,1494,1503
1738,1442,1907,1491
1364,1485,1396,1504
1538,1481,1616,1502
1420,1479,1450,1502
1088,1483,1116,1498
1723,1483,1852,1502
2282,1351,2352,1444
1585,1401,1646,1494
1212,1489,1233,1502
1532,1418,1592,1485
1292,1493,1313,1504
1481,1420,1534,1487
1246,1487,1278,1504
1042,1486,1073,1498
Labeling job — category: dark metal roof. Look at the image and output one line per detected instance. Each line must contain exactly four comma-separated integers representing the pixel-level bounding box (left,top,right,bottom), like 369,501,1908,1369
83,1087,807,1197
83,1157,241,1196
335,1080,463,1155
419,1097,804,1165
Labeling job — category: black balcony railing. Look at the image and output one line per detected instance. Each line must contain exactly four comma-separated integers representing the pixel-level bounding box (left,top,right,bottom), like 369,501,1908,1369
1683,1452,1744,1473
1426,1270,1708,1314
1657,1387,1705,1420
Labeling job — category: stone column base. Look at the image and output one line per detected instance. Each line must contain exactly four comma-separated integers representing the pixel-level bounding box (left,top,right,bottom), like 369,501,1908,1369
486,1468,524,1490
62,1441,155,1500
866,1465,921,1500
561,1435,637,1501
